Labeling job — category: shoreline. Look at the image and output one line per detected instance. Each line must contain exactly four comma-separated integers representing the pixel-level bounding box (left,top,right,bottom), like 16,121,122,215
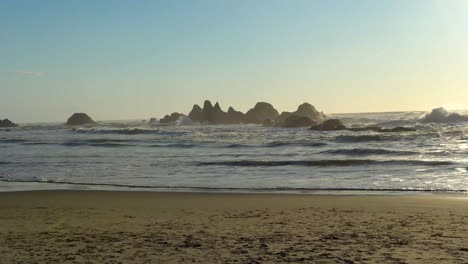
2,181,468,196
2,190,468,263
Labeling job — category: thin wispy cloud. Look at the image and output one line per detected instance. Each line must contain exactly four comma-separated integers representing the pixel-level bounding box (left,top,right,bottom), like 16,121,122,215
13,70,44,77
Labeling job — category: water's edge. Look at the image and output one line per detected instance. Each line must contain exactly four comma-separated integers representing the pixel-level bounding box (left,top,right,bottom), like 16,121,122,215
2,180,467,197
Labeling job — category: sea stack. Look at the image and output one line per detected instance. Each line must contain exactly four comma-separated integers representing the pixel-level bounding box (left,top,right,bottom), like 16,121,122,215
227,106,246,124
188,100,246,124
160,113,185,124
188,104,204,122
66,113,96,125
244,102,280,124
186,100,328,127
275,103,325,127
0,119,17,128
188,100,217,124
310,119,347,131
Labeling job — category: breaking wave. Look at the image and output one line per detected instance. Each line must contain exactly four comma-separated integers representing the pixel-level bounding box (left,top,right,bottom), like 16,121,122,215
321,148,417,156
0,138,28,143
71,128,188,136
197,159,454,167
420,107,468,124
334,135,398,143
265,141,327,147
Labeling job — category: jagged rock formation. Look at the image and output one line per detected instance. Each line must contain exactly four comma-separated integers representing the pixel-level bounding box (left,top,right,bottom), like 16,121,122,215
188,100,222,124
420,107,468,123
212,102,228,123
160,113,185,124
0,119,17,128
275,103,325,127
188,104,204,122
186,100,327,127
188,100,216,124
188,100,246,124
66,113,96,125
202,100,216,123
311,119,416,132
283,116,318,128
227,107,245,124
244,102,279,124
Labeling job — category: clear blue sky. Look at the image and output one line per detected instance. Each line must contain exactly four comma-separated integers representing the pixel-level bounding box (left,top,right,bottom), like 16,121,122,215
1,0,467,122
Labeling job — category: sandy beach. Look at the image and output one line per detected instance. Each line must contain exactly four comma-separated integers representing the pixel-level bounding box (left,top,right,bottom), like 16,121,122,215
1,191,468,263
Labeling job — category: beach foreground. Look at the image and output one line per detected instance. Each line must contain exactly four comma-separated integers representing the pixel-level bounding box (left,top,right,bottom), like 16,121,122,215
1,191,468,263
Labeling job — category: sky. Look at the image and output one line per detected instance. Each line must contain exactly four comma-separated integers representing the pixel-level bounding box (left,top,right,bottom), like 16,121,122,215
1,0,467,122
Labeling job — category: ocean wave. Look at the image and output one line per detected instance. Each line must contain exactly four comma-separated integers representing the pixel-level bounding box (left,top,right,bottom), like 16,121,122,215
335,135,398,143
225,143,250,148
0,138,28,143
375,120,417,128
197,159,454,167
61,142,132,147
148,143,198,148
21,142,52,145
321,148,417,156
82,138,140,143
223,142,327,148
266,141,327,147
146,142,327,149
2,139,327,149
71,128,188,136
420,107,468,124
20,138,145,147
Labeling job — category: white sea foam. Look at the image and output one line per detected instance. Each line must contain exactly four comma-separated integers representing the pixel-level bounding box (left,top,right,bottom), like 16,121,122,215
420,107,468,124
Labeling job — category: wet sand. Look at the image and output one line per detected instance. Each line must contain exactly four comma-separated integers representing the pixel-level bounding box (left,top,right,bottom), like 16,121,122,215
1,191,468,263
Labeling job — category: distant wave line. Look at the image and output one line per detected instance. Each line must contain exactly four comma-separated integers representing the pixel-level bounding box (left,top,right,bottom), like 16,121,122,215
197,159,455,167
71,128,189,136
321,148,418,156
2,139,328,149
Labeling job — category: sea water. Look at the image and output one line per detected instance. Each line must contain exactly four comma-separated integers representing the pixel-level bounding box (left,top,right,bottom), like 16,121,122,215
1,111,468,193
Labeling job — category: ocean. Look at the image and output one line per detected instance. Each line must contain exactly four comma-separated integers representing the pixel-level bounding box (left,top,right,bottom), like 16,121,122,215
1,110,468,194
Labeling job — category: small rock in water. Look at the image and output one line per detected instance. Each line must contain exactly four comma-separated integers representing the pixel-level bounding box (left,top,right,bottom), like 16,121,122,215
0,119,17,128
66,113,95,125
310,119,347,131
245,102,280,124
275,103,325,127
160,113,185,124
